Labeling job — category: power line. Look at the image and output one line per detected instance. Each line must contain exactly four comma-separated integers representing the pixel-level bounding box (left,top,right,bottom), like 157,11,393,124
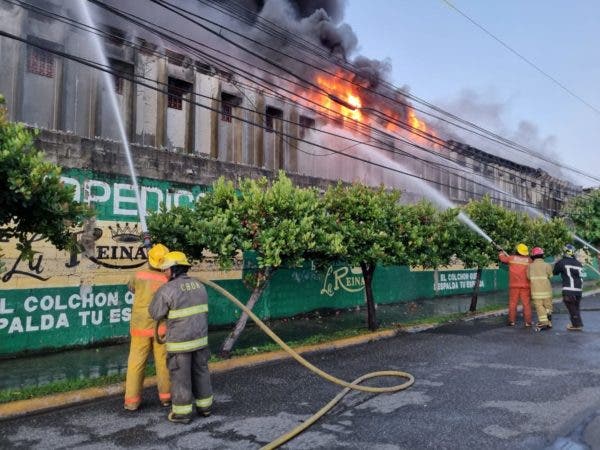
8,0,584,203
2,0,579,208
191,0,600,184
0,28,564,215
440,0,600,116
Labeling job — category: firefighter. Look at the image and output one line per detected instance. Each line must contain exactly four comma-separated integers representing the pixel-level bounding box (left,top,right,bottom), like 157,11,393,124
553,244,584,331
499,243,533,327
124,243,171,411
149,251,213,424
527,247,554,331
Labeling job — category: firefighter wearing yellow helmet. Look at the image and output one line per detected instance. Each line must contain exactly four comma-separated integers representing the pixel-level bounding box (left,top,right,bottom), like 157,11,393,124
124,243,171,411
149,251,213,424
498,243,533,327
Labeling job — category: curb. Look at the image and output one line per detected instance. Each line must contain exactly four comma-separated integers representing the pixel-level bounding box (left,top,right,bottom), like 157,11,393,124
2,287,599,420
0,328,401,420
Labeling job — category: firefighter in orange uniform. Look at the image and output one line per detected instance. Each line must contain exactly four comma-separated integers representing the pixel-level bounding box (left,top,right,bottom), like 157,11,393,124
499,243,533,327
124,243,171,411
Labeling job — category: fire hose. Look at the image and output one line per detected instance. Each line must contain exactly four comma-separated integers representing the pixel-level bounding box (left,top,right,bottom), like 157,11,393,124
155,276,414,449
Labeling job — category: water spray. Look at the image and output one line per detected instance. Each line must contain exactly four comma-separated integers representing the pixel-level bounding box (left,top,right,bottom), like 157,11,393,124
572,234,600,255
78,1,150,248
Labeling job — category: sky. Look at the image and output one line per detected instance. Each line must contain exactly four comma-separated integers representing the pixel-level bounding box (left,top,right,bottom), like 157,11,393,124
344,0,600,187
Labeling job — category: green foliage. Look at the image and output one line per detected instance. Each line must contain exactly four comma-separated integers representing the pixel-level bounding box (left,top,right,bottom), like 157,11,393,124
526,216,571,257
564,189,600,248
455,196,571,267
322,183,407,268
148,171,344,273
0,95,90,263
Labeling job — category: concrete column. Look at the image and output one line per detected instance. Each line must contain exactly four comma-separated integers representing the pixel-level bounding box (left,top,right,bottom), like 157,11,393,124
253,94,265,167
134,52,159,147
0,4,24,119
287,108,299,172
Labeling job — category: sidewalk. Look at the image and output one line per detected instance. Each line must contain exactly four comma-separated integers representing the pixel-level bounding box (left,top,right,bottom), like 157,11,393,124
2,283,599,403
0,289,509,393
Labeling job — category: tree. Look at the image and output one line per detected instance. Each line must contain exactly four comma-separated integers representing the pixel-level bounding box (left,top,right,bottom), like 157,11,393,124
564,189,600,254
0,94,89,268
148,171,343,357
455,197,571,311
322,183,447,331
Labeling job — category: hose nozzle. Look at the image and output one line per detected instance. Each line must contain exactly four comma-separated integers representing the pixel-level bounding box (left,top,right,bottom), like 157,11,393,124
491,240,508,255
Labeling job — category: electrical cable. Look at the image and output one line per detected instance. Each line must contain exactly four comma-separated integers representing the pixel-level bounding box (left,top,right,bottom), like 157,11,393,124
440,0,600,117
0,27,568,214
170,0,600,183
0,1,578,212
83,0,598,189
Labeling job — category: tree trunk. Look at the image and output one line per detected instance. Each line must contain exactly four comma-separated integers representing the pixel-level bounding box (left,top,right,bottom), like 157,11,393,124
469,266,483,312
219,274,269,359
361,262,378,331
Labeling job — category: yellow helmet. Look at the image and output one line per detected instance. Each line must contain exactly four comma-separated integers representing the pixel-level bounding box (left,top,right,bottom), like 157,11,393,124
147,243,169,269
160,251,191,270
516,243,529,256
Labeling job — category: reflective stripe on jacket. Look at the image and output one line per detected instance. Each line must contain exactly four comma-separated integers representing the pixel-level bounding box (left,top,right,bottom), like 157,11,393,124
498,253,531,288
553,256,583,292
128,269,169,335
527,259,553,299
149,274,209,353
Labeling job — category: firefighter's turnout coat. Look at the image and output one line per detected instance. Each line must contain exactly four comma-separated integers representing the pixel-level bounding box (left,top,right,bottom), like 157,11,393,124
527,258,554,326
149,274,213,417
553,255,584,328
124,268,170,409
499,252,533,324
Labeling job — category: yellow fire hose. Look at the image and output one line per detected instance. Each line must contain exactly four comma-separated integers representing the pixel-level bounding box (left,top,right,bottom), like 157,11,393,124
156,276,414,449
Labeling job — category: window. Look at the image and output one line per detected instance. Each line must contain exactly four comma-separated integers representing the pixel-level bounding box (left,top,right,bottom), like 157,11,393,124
166,49,185,67
265,106,283,132
221,103,232,123
27,47,54,78
299,115,315,138
220,93,240,123
167,77,192,110
109,59,133,96
114,75,124,95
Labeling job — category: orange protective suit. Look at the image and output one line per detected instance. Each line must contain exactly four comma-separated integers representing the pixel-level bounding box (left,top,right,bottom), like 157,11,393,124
499,252,532,325
124,269,171,410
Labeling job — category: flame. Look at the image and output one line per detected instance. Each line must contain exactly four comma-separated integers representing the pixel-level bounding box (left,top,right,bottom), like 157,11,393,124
408,109,428,135
315,72,363,122
306,71,437,146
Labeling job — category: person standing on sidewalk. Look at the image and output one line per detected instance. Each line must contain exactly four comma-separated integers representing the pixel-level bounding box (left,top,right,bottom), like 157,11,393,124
124,243,171,411
499,243,533,327
527,247,554,331
149,251,213,424
553,244,584,331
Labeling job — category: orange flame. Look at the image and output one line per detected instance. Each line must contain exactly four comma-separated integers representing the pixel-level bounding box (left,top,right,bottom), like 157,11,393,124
307,72,436,146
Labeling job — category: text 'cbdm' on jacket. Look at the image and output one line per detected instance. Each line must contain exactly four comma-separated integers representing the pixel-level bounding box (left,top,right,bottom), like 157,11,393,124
149,274,209,353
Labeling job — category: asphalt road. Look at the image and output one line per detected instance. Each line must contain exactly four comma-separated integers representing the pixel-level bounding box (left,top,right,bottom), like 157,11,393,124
3,295,600,449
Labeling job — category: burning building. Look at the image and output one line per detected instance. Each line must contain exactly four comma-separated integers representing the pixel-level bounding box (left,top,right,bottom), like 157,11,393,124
0,0,580,215
0,0,585,356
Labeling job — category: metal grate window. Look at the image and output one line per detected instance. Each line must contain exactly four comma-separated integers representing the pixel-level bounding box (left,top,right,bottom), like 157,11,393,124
167,77,192,110
265,106,283,132
221,103,232,122
27,47,54,78
299,115,315,138
114,75,124,95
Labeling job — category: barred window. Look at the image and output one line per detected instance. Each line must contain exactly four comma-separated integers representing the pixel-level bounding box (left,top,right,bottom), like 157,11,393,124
27,47,54,78
299,115,315,138
265,106,283,132
168,77,192,110
221,103,232,123
220,92,240,123
114,75,124,95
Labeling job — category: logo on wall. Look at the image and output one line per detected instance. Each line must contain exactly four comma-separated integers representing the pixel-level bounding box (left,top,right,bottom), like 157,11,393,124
320,265,365,297
85,222,147,269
